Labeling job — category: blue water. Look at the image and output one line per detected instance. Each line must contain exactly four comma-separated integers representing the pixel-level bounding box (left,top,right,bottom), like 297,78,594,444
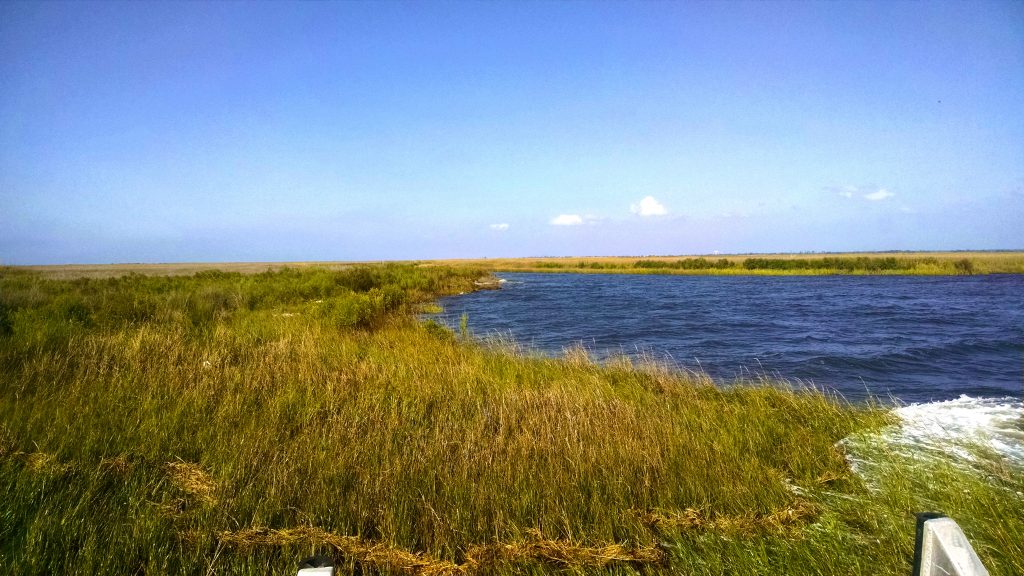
432,273,1024,403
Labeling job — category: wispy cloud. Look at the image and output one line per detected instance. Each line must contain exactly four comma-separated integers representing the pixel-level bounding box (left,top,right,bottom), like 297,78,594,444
828,185,895,201
550,214,603,226
864,188,894,201
630,195,668,216
489,223,509,231
550,214,584,226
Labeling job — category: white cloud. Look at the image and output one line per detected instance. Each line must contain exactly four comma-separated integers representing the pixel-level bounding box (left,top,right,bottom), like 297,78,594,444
489,223,509,231
630,195,668,216
828,185,894,201
864,188,894,201
550,214,584,226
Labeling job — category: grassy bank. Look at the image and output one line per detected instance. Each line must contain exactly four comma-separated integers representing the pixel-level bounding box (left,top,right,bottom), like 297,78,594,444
1,264,1021,574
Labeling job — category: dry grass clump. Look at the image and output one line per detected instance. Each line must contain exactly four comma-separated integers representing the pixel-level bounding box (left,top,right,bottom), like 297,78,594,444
165,460,217,504
5,451,74,475
463,532,665,571
213,525,665,574
633,499,819,535
215,526,461,575
98,455,132,475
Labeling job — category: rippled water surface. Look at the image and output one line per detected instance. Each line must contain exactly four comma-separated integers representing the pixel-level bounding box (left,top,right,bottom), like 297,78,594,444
433,273,1024,402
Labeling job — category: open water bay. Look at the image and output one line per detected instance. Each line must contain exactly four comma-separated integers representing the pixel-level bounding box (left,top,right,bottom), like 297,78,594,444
434,273,1024,404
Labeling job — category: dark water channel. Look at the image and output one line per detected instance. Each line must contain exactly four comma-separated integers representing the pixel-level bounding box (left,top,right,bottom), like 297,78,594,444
431,273,1024,403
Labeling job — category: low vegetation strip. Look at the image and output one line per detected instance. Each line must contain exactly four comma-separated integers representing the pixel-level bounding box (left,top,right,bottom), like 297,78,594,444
211,527,463,575
211,526,665,574
1,264,1021,574
604,255,970,274
426,251,1024,275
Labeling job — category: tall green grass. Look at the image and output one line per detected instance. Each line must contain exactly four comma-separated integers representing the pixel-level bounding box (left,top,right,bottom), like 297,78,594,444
1,264,1020,574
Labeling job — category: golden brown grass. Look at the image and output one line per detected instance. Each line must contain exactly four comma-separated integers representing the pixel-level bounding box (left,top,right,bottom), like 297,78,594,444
211,525,666,575
1,264,1021,575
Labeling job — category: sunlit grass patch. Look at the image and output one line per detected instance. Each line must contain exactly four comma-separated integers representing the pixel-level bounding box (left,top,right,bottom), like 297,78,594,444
1,264,1020,574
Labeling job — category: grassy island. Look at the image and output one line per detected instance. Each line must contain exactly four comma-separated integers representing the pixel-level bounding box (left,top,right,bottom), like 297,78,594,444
1,264,1021,575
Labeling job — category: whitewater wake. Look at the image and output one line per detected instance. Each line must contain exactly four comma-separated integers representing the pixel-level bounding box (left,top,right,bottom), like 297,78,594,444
843,395,1024,481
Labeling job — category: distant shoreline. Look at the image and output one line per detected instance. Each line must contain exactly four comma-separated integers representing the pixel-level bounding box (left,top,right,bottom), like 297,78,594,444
430,251,1024,276
6,250,1024,278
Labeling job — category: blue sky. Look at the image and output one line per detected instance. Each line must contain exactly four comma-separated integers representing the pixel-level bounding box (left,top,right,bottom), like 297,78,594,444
2,1,1022,264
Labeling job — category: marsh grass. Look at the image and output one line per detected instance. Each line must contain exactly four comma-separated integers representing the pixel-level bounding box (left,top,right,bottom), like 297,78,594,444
1,264,1021,574
431,251,1024,275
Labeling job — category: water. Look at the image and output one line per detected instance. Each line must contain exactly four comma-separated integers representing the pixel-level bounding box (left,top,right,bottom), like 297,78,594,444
842,394,1024,477
432,273,1024,404
886,395,1024,463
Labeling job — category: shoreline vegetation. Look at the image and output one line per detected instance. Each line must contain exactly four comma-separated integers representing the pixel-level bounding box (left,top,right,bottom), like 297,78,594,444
432,250,1024,276
1,264,1021,574
12,250,1024,280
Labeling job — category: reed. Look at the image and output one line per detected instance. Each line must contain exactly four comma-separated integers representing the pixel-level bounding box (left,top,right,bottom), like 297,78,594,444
1,264,1020,575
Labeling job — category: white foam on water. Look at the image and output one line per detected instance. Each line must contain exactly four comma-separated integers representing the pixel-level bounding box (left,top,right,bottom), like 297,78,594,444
843,395,1024,477
891,395,1024,465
